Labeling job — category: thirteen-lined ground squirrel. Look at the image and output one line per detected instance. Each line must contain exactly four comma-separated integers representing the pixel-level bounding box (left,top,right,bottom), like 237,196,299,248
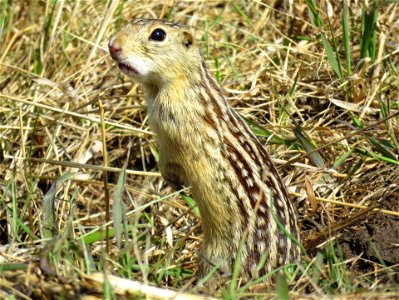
108,19,300,279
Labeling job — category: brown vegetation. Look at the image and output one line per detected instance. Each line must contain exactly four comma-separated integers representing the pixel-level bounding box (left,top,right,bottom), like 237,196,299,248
1,1,398,298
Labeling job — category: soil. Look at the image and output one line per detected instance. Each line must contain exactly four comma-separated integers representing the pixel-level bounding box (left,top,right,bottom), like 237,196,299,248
338,166,399,273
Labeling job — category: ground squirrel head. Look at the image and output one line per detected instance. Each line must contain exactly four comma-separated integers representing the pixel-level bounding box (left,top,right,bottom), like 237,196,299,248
109,19,201,87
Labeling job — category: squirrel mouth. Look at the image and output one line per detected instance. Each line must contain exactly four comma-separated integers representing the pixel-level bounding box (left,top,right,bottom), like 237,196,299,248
118,62,139,75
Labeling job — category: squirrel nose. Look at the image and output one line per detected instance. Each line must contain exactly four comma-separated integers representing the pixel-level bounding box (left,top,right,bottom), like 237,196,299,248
108,39,122,60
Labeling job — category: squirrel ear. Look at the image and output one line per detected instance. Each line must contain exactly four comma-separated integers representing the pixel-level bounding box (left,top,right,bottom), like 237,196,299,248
182,31,194,49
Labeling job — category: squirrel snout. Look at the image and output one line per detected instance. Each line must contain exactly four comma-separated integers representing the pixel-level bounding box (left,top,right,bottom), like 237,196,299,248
108,38,122,60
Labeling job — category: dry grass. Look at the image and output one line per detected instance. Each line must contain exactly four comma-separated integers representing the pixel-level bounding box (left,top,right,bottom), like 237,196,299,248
1,0,399,299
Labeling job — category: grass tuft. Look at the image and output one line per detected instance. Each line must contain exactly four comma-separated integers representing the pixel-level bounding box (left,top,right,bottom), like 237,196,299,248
1,1,399,299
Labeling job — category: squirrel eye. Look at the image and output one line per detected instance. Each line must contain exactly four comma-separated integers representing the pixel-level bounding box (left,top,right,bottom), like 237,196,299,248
149,28,166,41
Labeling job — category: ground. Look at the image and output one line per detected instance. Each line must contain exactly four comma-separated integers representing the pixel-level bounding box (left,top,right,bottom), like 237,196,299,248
340,166,399,272
1,1,399,299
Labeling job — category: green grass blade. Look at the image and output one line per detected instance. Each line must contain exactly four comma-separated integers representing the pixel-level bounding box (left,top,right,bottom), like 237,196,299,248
360,1,379,60
1,0,10,41
367,137,397,161
181,194,200,217
113,166,126,249
351,112,363,129
243,117,288,145
113,142,131,248
82,227,116,245
342,0,351,76
320,33,342,79
332,147,354,169
277,274,289,300
41,172,77,239
214,56,221,83
294,126,325,168
367,150,399,165
306,0,323,27
306,0,343,79
232,3,252,26
0,263,28,272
